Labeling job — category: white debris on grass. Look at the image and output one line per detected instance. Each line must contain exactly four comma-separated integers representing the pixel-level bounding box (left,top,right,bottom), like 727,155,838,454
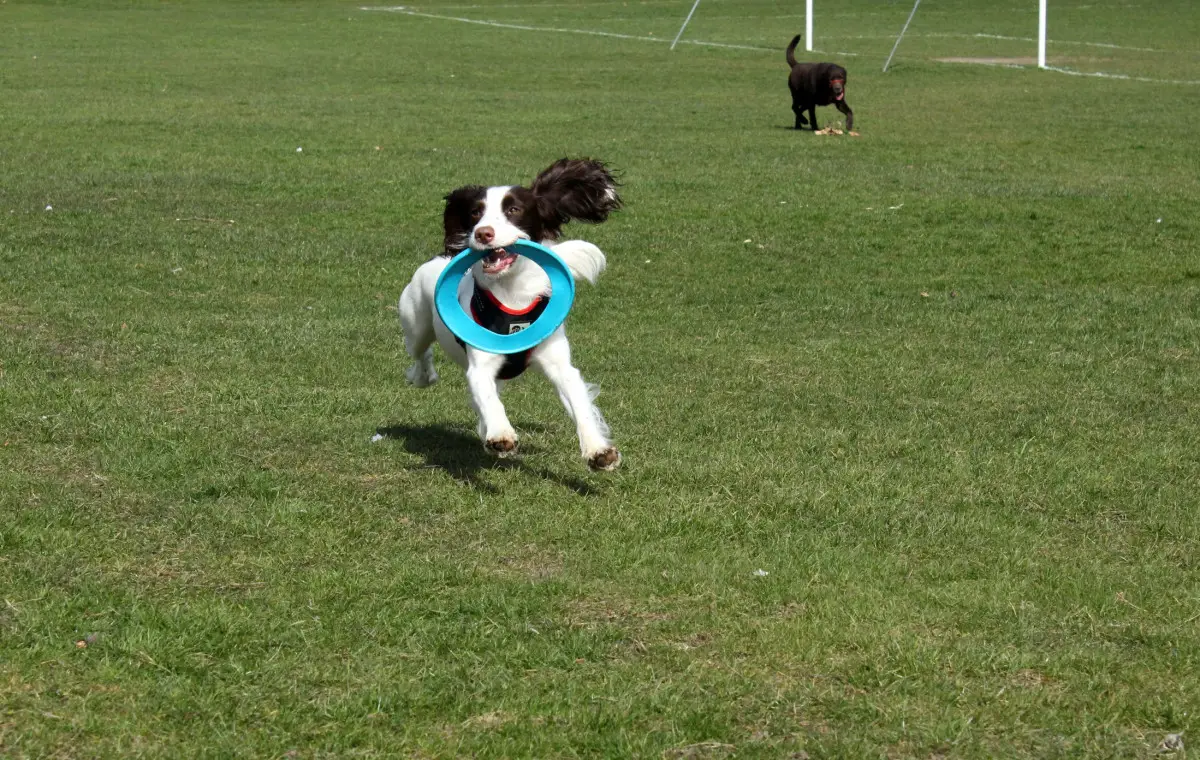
753,569,769,577
371,433,385,442
1158,734,1184,753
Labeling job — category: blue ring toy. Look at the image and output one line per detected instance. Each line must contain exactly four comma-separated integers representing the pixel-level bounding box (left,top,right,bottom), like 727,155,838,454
434,239,576,355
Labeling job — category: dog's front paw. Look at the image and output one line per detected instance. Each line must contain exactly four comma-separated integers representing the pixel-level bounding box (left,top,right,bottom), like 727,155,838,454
405,363,439,388
587,447,621,472
485,437,519,458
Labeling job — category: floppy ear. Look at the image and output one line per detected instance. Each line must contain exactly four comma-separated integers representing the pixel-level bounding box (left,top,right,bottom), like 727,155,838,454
531,158,621,236
442,185,485,253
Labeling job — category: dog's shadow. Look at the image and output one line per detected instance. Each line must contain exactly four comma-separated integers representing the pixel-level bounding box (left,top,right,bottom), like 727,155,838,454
376,423,601,496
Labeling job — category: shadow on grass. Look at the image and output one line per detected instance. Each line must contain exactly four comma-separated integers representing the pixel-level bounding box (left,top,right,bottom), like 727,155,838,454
376,424,601,497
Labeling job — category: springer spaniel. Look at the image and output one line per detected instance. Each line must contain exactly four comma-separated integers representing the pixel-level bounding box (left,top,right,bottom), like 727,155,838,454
398,158,623,471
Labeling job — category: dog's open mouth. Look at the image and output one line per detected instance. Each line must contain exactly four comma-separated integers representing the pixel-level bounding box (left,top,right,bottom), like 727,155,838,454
480,248,517,275
834,92,845,101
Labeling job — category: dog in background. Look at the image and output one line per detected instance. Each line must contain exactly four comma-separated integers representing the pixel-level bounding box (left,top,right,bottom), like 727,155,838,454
786,34,854,133
398,158,623,471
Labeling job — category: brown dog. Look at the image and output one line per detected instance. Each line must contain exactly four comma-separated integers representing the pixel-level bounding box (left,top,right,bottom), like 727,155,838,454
786,35,854,132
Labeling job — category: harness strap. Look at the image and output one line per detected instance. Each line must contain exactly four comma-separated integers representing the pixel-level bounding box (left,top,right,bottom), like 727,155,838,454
454,288,550,380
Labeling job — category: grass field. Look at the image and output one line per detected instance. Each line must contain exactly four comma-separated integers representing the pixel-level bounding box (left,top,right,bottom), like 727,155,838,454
2,0,1199,757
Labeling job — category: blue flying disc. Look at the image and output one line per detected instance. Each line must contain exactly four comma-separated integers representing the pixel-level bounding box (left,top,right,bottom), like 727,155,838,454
434,239,576,355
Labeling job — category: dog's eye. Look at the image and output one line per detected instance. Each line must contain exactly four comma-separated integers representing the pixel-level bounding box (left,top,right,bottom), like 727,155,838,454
505,206,522,216
470,208,483,220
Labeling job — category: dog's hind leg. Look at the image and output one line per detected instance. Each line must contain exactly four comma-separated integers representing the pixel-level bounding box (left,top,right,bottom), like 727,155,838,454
807,104,819,132
791,94,808,130
399,280,439,388
531,336,620,472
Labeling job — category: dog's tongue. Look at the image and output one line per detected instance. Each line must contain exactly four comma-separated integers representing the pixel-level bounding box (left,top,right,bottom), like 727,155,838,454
835,92,844,101
481,248,516,273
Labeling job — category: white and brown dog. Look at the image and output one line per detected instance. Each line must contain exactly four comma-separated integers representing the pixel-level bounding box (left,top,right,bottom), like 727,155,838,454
398,158,622,471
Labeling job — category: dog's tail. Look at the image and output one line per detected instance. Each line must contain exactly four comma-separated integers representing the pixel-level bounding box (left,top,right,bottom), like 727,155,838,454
550,240,606,286
786,34,802,68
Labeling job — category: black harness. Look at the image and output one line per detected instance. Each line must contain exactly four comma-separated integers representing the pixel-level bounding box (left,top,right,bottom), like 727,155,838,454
455,288,549,380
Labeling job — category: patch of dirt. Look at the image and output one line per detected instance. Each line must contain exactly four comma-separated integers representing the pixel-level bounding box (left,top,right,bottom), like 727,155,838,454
671,632,715,651
145,368,198,397
566,594,717,661
490,543,564,582
0,305,121,373
564,595,675,630
1009,668,1057,690
776,601,807,619
0,303,35,329
740,716,823,754
663,741,736,759
461,710,512,730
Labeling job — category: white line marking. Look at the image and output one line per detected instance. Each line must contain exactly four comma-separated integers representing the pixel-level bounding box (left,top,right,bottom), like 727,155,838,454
936,58,1200,85
436,1,687,7
966,32,1177,54
359,6,860,55
834,31,1189,55
1042,65,1200,85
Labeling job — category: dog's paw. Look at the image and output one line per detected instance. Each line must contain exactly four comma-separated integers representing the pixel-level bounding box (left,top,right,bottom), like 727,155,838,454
485,437,519,458
587,447,621,472
405,363,439,388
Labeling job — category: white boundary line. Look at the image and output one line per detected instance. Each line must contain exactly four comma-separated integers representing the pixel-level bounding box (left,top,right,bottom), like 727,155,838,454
359,6,860,56
965,32,1178,54
934,59,1200,85
835,31,1188,55
433,1,690,7
1041,65,1200,85
361,6,766,50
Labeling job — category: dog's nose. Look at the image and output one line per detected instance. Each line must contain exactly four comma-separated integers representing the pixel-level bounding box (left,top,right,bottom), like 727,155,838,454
474,226,495,245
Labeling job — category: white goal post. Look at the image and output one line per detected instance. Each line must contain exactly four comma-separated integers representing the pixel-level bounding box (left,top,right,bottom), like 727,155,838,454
883,0,1050,71
672,0,814,51
1038,0,1048,68
806,0,813,51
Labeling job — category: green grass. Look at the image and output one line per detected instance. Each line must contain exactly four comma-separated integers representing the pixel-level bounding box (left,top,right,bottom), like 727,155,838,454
2,0,1198,757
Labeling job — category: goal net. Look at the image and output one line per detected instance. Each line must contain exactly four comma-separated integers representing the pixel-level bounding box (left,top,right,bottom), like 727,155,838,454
670,0,1198,84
